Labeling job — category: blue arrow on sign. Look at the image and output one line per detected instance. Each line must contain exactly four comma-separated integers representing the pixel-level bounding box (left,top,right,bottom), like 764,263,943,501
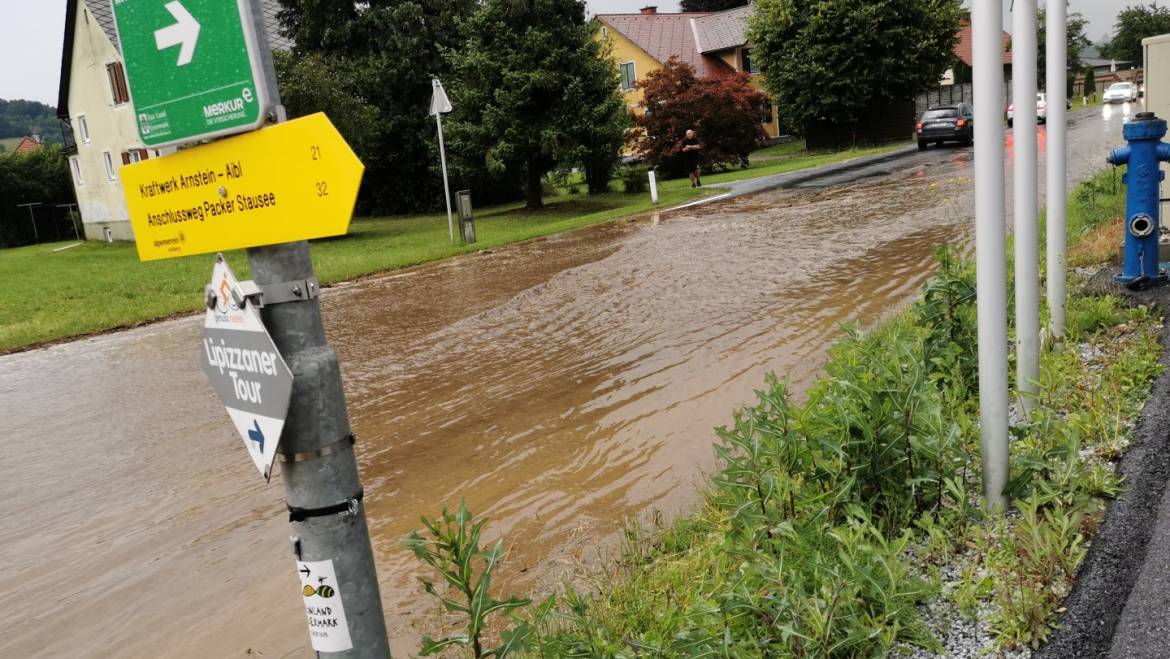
247,420,265,453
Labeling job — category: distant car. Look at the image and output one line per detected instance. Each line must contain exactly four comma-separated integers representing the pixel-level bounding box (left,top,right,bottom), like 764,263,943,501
1007,92,1049,127
917,104,974,150
1104,82,1138,104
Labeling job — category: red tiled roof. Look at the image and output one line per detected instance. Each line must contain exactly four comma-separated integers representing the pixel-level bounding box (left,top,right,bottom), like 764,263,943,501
14,136,42,154
598,13,736,78
954,19,1013,67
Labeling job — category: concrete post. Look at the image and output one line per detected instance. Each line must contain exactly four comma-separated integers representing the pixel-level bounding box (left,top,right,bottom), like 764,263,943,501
648,169,659,204
974,0,1010,511
1047,0,1068,347
245,2,390,655
1013,0,1040,415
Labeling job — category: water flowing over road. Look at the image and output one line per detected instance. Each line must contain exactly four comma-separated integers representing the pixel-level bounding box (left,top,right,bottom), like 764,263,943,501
0,106,1130,656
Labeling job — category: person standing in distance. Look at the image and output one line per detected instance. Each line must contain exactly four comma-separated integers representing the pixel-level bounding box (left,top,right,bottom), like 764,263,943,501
681,129,702,188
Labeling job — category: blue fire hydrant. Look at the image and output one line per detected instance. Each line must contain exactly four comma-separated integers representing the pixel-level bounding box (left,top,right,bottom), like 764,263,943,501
1107,111,1170,287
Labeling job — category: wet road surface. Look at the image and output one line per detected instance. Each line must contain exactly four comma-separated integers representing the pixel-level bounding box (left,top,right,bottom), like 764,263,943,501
0,106,1132,657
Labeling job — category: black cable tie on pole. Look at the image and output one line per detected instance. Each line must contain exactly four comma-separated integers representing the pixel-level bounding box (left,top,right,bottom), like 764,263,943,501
288,489,364,523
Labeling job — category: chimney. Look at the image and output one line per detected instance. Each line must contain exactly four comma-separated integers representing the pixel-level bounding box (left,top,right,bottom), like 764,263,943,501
640,6,657,14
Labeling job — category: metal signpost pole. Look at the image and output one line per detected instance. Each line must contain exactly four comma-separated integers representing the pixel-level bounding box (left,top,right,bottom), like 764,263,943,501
1047,0,1068,348
437,110,454,244
1013,0,1040,416
431,79,455,245
59,204,80,241
974,0,1009,511
18,203,40,243
113,16,386,649
243,3,390,655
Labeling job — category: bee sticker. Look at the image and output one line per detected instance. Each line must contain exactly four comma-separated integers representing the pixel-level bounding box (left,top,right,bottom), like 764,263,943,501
303,583,336,598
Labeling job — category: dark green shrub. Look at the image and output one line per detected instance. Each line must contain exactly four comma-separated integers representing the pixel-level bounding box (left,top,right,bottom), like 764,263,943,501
621,165,648,194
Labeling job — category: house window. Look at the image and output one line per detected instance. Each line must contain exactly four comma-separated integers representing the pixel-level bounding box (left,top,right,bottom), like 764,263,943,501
69,156,84,186
760,99,774,125
601,26,608,38
121,148,149,165
77,115,90,143
107,61,130,105
742,48,759,74
103,150,117,180
620,62,636,91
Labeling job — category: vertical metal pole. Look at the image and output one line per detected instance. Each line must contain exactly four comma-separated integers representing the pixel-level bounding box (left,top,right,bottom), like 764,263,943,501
1047,0,1068,347
436,112,454,244
23,204,39,243
975,0,1010,511
1013,0,1040,415
245,2,390,656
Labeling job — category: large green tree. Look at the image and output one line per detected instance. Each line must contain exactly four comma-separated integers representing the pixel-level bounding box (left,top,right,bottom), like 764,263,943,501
1036,9,1091,96
0,145,73,247
277,0,475,214
1103,3,1170,67
0,99,61,143
273,51,381,178
560,41,631,195
445,0,627,208
748,0,962,129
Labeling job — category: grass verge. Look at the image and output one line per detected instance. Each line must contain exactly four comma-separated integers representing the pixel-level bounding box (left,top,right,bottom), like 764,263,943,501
0,140,902,354
403,169,1164,657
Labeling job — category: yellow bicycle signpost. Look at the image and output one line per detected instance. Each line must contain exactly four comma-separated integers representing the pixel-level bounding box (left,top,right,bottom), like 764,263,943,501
121,113,362,261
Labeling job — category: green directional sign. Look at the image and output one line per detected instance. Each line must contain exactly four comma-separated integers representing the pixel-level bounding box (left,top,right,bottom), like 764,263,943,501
112,0,271,147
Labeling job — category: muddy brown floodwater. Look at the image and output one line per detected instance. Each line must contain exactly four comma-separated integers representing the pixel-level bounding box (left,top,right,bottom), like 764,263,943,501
0,108,1125,657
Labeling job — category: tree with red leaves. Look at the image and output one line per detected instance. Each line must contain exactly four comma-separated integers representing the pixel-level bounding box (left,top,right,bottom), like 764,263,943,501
633,57,770,176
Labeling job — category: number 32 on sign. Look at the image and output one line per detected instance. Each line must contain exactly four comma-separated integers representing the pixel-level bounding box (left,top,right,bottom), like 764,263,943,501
120,113,364,261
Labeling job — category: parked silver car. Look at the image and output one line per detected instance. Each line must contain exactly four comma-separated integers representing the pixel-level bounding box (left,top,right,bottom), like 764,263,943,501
1104,82,1138,104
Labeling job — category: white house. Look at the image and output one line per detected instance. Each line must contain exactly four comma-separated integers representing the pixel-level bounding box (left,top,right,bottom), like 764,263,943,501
56,0,289,242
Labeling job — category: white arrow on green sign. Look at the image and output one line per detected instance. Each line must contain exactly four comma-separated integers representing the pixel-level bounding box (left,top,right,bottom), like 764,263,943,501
112,0,273,147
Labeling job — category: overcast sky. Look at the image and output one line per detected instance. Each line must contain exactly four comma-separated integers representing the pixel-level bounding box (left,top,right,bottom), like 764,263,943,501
0,0,1134,107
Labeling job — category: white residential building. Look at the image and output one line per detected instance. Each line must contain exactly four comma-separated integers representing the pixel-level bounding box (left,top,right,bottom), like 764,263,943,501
56,0,289,241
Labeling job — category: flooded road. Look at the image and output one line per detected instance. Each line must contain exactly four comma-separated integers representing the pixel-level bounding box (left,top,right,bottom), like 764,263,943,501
0,107,1129,657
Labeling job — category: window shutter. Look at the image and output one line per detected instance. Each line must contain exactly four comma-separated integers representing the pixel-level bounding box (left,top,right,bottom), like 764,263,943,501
107,62,130,104
121,151,131,165
116,63,130,103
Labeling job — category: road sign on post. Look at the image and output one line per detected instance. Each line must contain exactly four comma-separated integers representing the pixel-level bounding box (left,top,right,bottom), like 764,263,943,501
120,113,363,261
201,256,294,479
431,78,456,244
112,0,273,147
116,0,390,651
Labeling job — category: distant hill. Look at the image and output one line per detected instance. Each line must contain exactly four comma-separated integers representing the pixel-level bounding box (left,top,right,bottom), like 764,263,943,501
0,99,61,144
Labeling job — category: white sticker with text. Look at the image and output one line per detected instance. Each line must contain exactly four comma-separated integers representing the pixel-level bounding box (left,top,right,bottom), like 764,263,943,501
296,559,353,652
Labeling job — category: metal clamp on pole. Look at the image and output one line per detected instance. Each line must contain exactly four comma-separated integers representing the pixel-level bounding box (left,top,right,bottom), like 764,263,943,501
234,276,320,308
277,432,356,464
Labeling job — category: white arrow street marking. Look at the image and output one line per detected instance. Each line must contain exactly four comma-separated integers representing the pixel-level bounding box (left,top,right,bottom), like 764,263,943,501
154,1,201,67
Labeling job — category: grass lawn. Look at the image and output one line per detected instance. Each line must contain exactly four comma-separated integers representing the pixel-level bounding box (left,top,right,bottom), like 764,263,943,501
691,139,906,186
0,140,904,353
